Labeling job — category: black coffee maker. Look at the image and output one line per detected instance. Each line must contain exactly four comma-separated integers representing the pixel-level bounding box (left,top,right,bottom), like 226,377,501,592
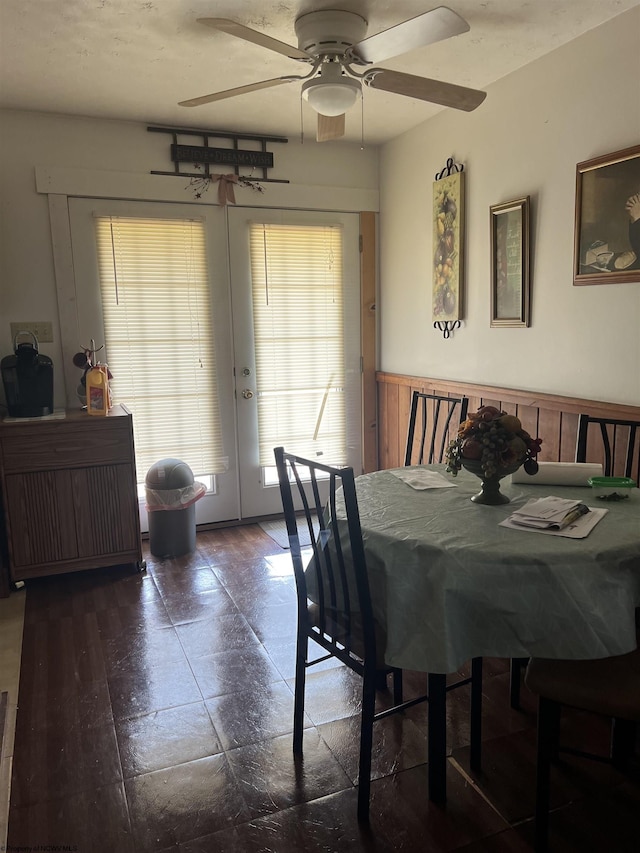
1,332,54,417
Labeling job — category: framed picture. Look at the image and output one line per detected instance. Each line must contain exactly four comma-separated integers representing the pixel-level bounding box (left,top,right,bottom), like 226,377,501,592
433,171,464,322
573,144,640,286
490,196,530,327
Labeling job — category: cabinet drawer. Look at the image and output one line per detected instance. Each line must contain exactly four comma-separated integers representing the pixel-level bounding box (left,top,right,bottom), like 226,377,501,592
1,424,132,472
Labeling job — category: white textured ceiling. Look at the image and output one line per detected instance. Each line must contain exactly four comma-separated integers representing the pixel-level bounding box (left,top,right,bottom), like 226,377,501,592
0,1,637,145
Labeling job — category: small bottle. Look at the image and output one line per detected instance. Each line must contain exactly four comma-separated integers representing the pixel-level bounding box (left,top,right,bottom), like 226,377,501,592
86,364,109,415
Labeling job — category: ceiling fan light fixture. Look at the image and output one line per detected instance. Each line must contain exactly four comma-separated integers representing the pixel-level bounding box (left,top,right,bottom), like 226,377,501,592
302,74,361,116
182,11,487,128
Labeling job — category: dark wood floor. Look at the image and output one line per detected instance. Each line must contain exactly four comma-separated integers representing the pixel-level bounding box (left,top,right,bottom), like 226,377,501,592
8,524,640,852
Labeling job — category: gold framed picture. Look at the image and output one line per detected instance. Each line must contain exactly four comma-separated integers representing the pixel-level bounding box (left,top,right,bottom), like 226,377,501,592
573,144,640,286
490,196,530,328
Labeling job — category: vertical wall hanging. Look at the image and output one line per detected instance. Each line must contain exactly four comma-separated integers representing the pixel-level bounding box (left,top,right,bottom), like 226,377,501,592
432,156,465,338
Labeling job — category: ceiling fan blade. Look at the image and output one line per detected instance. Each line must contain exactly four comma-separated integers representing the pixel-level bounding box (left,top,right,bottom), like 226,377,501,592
366,69,486,112
197,18,311,61
317,113,345,142
179,77,296,108
352,6,469,64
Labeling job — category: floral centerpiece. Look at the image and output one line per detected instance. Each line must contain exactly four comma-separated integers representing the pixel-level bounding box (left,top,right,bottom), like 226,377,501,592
445,406,542,503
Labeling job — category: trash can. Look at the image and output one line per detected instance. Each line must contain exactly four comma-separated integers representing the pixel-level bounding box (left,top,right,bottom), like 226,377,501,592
145,458,206,557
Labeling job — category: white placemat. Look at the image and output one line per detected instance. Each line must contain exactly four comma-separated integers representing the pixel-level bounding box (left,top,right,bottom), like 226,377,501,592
389,468,456,490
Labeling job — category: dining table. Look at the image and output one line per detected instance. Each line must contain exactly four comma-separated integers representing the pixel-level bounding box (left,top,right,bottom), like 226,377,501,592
347,464,640,802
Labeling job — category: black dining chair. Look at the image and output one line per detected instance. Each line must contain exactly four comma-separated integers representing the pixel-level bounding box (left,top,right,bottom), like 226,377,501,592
524,639,640,851
404,390,469,466
405,391,526,713
403,391,531,715
512,414,640,713
575,413,640,485
274,446,482,819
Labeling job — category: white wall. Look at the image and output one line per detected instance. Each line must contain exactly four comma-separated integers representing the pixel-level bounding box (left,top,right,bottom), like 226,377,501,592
379,7,640,406
0,111,378,408
2,7,639,412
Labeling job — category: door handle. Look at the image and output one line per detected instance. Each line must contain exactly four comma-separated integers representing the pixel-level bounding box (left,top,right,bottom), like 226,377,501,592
241,389,254,399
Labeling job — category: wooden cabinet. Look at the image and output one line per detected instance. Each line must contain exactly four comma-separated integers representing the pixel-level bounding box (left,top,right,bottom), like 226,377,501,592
0,405,143,582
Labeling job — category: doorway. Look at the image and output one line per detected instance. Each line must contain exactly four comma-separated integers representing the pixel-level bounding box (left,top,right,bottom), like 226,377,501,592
68,198,362,523
228,207,362,518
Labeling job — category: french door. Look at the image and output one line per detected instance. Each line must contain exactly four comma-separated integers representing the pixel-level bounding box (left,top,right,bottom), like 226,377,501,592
68,199,362,524
228,207,362,518
68,198,240,528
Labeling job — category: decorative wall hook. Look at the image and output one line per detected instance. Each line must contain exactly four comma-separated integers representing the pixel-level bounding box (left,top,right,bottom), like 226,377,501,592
433,320,461,339
435,156,464,181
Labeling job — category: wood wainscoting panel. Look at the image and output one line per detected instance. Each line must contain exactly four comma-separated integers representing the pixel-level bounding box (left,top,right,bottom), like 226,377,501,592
377,372,640,482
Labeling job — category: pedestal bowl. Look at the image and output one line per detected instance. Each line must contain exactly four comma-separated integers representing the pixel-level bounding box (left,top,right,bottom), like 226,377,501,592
461,458,523,505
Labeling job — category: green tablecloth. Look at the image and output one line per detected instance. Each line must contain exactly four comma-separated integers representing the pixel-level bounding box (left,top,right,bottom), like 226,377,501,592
349,466,640,673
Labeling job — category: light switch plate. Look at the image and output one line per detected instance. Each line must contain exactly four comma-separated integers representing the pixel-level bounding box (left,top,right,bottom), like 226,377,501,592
9,321,54,343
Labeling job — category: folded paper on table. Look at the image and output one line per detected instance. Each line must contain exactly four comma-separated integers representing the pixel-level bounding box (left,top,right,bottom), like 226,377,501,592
500,506,607,538
390,468,456,490
508,496,589,530
511,462,602,486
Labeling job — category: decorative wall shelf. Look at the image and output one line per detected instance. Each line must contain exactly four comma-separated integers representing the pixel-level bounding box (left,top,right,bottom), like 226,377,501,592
147,125,290,184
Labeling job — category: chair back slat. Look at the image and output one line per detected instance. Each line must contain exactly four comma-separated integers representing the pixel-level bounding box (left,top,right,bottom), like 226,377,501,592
405,391,469,466
274,446,377,668
576,414,640,485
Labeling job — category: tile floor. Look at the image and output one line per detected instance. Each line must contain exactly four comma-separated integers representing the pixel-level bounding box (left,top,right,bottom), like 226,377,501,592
6,524,640,852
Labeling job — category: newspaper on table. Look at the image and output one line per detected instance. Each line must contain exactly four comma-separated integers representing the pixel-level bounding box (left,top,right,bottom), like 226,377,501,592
500,495,607,538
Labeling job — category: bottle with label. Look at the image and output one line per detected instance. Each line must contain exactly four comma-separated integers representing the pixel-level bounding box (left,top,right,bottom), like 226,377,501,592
86,364,109,416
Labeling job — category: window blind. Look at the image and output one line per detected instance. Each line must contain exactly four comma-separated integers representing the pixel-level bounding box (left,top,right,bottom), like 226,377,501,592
94,215,227,480
249,222,347,467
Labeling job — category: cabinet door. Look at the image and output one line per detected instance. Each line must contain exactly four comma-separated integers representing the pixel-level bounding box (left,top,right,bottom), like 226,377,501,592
4,470,78,567
72,464,139,558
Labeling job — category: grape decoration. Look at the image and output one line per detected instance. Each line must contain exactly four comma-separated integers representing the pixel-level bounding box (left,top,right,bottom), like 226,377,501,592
445,406,542,479
433,182,459,319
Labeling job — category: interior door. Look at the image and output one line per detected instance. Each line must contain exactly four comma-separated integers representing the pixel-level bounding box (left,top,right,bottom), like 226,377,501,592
228,207,362,519
68,198,240,529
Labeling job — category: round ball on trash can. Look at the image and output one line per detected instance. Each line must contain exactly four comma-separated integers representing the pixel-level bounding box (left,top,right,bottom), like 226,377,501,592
145,458,194,490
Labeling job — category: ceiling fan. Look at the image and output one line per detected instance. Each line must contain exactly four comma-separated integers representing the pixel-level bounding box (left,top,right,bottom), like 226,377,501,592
178,6,487,141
